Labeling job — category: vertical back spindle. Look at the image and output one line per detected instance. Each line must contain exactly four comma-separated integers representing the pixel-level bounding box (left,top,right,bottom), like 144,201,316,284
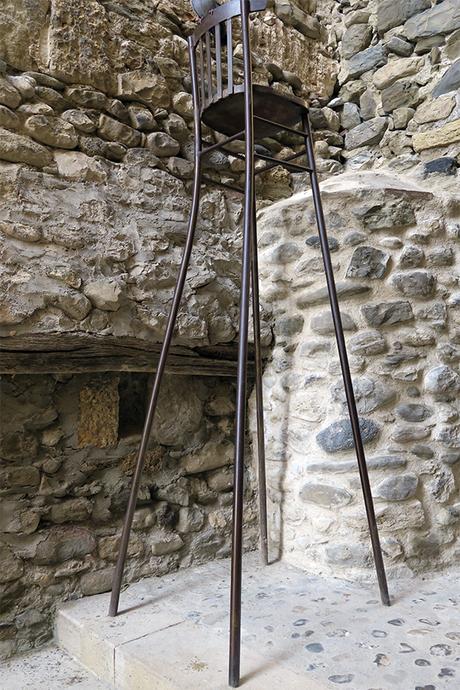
226,18,233,95
198,38,206,108
215,25,222,100
205,31,212,104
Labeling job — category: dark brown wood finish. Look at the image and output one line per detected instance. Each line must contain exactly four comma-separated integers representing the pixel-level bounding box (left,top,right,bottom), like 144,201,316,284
205,30,212,107
202,86,308,140
198,38,206,106
190,0,267,45
215,25,222,99
0,334,260,376
109,1,391,688
227,19,233,94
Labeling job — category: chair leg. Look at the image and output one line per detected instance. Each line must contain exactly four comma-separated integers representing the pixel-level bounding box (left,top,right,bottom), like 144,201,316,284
108,153,203,618
250,192,269,566
302,114,391,607
229,3,255,684
229,175,253,688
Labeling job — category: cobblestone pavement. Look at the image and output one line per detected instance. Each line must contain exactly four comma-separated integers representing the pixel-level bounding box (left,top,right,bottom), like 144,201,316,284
55,552,460,689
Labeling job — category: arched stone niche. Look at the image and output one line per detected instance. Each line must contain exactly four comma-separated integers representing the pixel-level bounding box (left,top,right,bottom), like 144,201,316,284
251,171,460,579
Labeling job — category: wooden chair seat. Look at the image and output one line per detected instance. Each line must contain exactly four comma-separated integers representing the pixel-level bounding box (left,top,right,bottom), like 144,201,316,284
202,84,308,139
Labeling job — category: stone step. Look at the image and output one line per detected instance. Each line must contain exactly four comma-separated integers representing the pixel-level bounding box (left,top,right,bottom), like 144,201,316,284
55,555,318,689
55,553,460,690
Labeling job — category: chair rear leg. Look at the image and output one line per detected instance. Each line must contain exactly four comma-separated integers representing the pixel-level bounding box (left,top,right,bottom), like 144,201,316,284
229,178,253,688
250,190,268,566
229,2,256,685
108,155,203,617
302,113,391,607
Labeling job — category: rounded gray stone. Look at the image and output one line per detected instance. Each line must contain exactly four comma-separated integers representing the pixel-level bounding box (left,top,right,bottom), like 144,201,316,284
411,444,434,459
308,107,340,132
297,281,370,308
367,455,407,470
346,45,387,80
163,113,189,142
316,417,380,453
392,425,431,443
346,245,390,279
275,314,304,337
381,79,421,112
392,270,436,298
359,89,378,121
354,197,415,231
399,245,425,268
0,76,21,109
299,481,353,507
271,242,303,264
127,103,157,131
377,0,430,34
341,102,361,130
345,117,388,150
344,231,366,246
306,454,406,474
405,0,460,41
374,473,418,501
97,114,141,148
305,235,339,252
311,311,356,335
348,330,386,356
396,403,433,422
385,36,414,57
146,131,180,156
362,300,414,327
441,451,460,465
434,425,460,449
332,376,396,414
61,109,96,133
426,247,455,266
341,24,372,60
424,365,460,398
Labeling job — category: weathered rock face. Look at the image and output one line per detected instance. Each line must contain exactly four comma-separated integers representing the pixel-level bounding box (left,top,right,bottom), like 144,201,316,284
0,0,338,364
0,158,255,352
0,372,258,659
0,0,337,98
327,0,460,178
0,0,338,661
1,0,460,663
251,171,460,580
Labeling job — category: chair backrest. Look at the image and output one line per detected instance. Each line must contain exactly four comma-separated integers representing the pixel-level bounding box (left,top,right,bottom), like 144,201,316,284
188,0,267,115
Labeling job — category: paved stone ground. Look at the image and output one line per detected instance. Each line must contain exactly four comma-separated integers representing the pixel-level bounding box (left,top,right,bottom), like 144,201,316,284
2,645,109,689
7,553,460,689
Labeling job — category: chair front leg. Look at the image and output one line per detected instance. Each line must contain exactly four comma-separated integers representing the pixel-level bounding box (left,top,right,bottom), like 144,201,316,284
229,1,256,686
250,187,269,566
302,113,391,608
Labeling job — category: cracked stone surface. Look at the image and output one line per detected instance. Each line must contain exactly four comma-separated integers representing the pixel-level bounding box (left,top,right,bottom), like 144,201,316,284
2,645,109,689
54,552,460,689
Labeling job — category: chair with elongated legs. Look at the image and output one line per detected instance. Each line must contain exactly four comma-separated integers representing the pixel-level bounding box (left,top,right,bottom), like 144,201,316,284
109,0,391,687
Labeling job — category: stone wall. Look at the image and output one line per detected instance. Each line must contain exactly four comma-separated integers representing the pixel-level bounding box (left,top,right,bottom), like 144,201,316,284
0,156,255,349
0,0,337,351
0,371,259,658
310,0,460,178
0,0,337,660
253,171,460,579
2,0,460,661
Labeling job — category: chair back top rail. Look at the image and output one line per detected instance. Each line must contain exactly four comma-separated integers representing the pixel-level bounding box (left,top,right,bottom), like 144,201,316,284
190,0,266,46
189,0,267,119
